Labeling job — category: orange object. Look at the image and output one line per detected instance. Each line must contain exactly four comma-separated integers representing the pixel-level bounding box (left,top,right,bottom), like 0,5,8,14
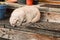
26,0,33,5
6,0,17,3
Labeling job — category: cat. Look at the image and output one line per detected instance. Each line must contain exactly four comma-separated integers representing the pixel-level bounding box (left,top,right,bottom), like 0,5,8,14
9,6,40,27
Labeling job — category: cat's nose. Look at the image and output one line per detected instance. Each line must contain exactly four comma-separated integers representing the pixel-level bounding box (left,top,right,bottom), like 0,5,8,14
11,24,15,27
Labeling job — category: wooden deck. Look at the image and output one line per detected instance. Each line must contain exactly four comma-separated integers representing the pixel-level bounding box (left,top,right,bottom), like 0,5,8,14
0,18,60,37
0,2,60,40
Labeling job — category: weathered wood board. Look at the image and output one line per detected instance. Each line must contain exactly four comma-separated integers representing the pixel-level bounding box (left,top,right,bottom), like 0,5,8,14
0,2,60,40
0,19,60,38
0,27,59,40
0,22,60,40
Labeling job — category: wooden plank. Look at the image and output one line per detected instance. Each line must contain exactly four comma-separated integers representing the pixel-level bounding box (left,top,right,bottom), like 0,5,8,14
0,19,60,38
0,2,60,13
0,27,57,40
0,2,60,39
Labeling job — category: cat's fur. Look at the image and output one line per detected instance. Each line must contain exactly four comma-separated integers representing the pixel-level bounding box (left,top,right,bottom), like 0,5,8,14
9,6,40,27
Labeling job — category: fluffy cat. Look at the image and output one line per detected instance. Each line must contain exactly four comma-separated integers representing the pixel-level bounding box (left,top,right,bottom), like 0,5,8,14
9,6,40,27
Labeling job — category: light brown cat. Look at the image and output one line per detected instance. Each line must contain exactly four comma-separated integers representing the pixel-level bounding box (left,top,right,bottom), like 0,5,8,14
9,6,40,27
